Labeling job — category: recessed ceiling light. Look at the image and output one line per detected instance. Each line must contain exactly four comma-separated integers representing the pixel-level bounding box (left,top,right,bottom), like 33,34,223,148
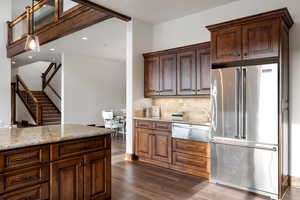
50,48,55,51
81,37,88,40
28,56,33,59
12,61,16,64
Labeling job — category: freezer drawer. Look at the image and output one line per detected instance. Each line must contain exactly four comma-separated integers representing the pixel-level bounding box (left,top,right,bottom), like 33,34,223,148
211,143,278,198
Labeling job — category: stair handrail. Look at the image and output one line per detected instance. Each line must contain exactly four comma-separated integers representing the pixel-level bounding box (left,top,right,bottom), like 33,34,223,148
43,63,62,89
42,63,62,101
16,75,38,103
16,75,43,125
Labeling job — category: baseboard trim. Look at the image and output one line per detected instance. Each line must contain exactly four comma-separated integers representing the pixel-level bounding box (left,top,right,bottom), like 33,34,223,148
124,153,137,161
290,176,300,188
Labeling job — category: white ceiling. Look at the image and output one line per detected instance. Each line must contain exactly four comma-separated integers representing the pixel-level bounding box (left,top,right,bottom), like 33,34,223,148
91,0,238,24
12,18,127,67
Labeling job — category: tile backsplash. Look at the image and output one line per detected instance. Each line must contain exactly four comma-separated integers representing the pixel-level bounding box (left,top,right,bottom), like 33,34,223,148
134,97,211,123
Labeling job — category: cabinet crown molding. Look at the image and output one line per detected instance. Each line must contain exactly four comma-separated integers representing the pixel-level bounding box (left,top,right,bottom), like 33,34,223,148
206,8,294,31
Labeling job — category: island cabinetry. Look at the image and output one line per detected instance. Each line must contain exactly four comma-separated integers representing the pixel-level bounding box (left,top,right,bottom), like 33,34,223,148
0,134,111,200
50,135,111,200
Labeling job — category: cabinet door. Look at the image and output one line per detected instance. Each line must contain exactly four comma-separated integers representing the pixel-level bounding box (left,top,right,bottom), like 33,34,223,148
211,26,242,64
159,54,177,95
144,57,160,97
135,128,152,159
84,150,111,200
152,131,172,164
197,47,211,95
242,19,279,60
51,157,84,200
177,50,197,95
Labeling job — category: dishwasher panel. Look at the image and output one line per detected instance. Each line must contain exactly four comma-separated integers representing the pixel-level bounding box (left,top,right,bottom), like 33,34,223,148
172,123,210,142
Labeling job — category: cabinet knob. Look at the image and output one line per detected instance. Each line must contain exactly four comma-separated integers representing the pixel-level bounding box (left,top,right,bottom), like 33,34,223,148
244,53,248,56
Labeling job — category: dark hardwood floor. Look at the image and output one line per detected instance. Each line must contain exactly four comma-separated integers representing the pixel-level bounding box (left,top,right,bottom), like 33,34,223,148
111,137,300,200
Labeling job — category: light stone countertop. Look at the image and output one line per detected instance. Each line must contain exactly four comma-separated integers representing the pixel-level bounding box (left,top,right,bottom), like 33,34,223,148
0,124,114,151
134,117,211,126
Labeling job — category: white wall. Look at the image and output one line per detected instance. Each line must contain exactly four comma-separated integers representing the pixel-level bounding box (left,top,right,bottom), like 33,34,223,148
63,54,126,126
16,96,36,125
152,0,300,177
16,61,50,91
0,0,11,126
126,19,153,154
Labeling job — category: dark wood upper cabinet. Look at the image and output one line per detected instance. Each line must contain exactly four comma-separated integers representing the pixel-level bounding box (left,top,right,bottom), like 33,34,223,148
242,19,280,60
207,8,293,65
159,54,177,95
197,47,211,95
211,25,242,64
143,42,211,97
177,50,197,95
144,57,160,97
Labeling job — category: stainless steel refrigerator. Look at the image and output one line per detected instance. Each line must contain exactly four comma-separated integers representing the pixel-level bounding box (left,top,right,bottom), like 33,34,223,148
211,63,280,199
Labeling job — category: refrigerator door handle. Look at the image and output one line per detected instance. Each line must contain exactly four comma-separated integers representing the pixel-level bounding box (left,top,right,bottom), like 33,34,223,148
211,78,217,134
235,68,241,139
211,138,278,151
242,67,247,139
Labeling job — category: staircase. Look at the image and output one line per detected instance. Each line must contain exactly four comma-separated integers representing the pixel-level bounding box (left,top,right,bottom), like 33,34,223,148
14,63,62,126
30,91,61,125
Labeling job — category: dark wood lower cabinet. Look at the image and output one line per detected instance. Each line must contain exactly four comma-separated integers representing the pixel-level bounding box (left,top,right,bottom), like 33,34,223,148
152,131,172,164
51,156,84,200
84,150,111,200
0,135,111,200
135,120,211,178
0,182,49,200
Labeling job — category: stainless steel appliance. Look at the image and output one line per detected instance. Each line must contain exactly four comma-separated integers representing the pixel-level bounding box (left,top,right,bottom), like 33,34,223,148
172,123,210,142
211,64,280,199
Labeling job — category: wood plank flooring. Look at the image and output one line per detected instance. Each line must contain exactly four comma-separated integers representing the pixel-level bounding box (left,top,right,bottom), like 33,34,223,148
111,137,300,200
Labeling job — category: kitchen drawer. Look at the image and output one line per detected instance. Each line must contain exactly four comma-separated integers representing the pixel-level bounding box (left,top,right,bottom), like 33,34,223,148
153,122,171,131
173,138,210,158
135,120,153,129
0,182,49,200
51,136,108,161
0,145,50,172
172,152,211,178
0,165,49,194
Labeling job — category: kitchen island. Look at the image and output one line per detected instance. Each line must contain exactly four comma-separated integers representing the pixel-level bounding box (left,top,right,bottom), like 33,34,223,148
0,124,113,200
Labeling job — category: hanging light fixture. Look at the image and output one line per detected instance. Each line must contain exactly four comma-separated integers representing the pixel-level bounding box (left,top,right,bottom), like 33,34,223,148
25,0,40,52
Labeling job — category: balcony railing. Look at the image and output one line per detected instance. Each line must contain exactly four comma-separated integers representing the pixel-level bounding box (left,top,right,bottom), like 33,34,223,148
7,0,81,45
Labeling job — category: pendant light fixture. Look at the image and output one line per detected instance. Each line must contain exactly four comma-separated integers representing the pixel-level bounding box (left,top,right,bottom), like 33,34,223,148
25,0,40,52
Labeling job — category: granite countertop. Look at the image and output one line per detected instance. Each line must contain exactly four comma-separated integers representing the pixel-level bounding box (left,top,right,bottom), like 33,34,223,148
0,124,114,151
133,117,211,126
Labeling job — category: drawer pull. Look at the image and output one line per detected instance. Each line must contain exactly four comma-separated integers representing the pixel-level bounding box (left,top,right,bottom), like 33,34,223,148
79,146,89,151
13,156,36,163
13,175,36,184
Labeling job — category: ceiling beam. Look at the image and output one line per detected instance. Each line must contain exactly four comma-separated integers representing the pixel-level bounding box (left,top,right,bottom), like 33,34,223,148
72,0,131,22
